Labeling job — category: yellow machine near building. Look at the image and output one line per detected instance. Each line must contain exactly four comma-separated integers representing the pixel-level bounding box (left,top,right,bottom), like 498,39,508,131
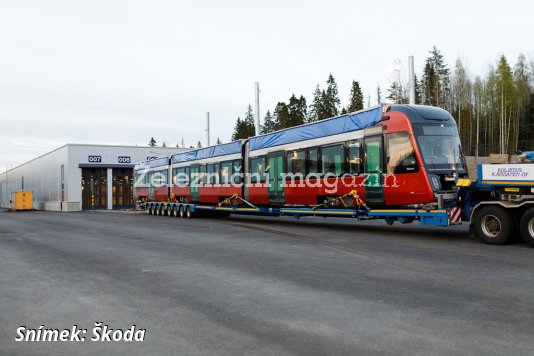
10,191,33,211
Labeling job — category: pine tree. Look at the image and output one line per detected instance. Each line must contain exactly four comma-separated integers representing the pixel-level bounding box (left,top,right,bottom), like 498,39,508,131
197,141,202,148
216,137,222,144
162,141,167,147
452,58,473,154
347,80,364,112
514,53,533,152
148,137,156,147
261,110,276,134
495,55,514,154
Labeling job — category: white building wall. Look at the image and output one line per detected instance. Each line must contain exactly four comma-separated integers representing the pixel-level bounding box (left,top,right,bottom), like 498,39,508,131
0,145,69,210
0,144,186,211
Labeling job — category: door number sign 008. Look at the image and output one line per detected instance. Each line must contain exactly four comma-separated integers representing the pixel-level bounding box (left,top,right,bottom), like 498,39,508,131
118,156,131,163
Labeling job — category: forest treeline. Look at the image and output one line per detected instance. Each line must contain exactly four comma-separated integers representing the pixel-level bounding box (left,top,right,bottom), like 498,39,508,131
231,46,534,156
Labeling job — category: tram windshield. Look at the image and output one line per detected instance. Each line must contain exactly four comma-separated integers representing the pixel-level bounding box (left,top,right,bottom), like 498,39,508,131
413,124,466,173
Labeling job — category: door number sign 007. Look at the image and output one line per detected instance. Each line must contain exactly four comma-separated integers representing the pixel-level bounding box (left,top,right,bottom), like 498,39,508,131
88,155,102,163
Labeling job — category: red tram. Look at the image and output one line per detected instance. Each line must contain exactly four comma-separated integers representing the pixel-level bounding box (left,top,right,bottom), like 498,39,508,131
134,104,466,209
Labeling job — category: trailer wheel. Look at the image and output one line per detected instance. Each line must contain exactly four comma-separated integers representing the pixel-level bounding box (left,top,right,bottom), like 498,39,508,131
473,206,514,245
147,204,153,215
186,206,193,219
520,208,534,247
179,205,185,218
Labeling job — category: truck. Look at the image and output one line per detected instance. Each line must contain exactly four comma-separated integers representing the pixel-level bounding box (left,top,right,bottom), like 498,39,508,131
134,104,534,246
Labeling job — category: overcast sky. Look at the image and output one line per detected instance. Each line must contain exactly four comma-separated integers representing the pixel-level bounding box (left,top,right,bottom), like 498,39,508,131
1,0,533,169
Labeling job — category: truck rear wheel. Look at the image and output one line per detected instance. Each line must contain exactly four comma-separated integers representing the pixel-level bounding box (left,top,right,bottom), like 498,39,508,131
520,208,534,247
473,206,514,245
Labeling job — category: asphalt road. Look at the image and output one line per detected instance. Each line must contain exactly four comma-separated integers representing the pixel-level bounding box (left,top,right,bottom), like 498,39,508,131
1,209,534,355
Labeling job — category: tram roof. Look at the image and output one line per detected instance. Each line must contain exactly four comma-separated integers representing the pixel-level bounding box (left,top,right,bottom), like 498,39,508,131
248,105,383,151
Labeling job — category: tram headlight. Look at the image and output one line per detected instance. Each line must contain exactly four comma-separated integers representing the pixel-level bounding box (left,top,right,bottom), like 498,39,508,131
429,174,442,191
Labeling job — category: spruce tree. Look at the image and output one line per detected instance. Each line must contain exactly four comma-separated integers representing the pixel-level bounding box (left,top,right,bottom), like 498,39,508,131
422,46,450,108
288,94,307,127
378,85,382,104
414,74,422,104
324,73,341,117
422,61,437,105
274,102,290,129
308,85,324,122
261,110,276,134
347,80,364,112
231,117,244,140
217,137,222,144
386,81,408,104
197,141,202,148
148,137,156,147
244,104,255,135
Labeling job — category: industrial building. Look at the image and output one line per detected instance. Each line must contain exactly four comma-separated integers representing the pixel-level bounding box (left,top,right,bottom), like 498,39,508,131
0,144,188,211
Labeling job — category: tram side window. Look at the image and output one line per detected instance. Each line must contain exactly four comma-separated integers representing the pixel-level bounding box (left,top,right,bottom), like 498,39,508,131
220,161,232,184
175,167,189,186
286,150,306,177
386,132,419,174
172,168,178,185
153,170,167,187
307,148,319,174
207,163,220,184
232,160,242,185
199,165,207,184
250,156,266,183
348,141,361,174
321,145,345,175
189,166,199,186
162,170,168,186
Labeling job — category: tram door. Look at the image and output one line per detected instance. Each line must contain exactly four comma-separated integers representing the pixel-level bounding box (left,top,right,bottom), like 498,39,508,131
267,152,285,204
190,166,199,202
364,135,385,205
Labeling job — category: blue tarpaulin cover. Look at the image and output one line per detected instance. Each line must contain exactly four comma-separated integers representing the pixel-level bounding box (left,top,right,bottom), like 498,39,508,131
148,157,169,168
248,105,383,151
171,141,242,164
